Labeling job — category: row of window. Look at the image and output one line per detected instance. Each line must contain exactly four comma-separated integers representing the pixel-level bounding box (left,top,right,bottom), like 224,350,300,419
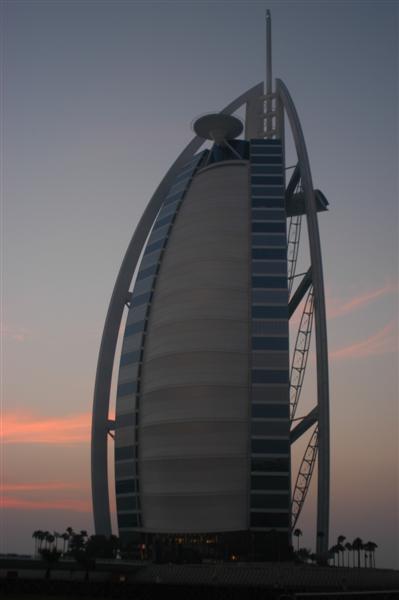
251,420,289,437
252,222,286,233
252,208,286,221
252,197,285,209
252,402,290,419
251,457,289,473
251,438,290,455
116,478,137,495
117,495,139,512
250,512,290,529
118,513,139,528
250,494,290,510
252,369,289,385
251,186,285,198
250,145,283,156
251,155,283,166
251,474,289,490
252,336,289,351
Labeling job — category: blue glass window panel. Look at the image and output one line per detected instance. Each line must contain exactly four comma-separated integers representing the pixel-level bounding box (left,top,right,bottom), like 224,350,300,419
117,496,138,512
252,369,289,383
116,413,135,429
252,351,289,371
130,291,152,309
158,200,180,220
164,191,183,206
252,276,287,289
251,387,289,404
252,175,285,186
153,212,175,230
144,238,165,256
252,234,286,248
126,303,147,325
252,321,289,336
252,260,287,274
252,222,286,234
251,145,282,155
115,446,136,461
118,513,139,528
251,404,290,419
252,209,286,221
169,178,190,195
133,276,154,296
252,305,288,319
251,155,283,165
252,248,287,261
251,421,289,437
251,474,289,490
116,479,137,494
251,439,290,454
137,264,158,281
250,494,290,510
120,350,141,366
252,288,288,302
125,320,146,337
251,186,285,198
251,457,290,473
250,513,290,529
148,224,169,244
252,337,288,352
251,166,284,176
252,198,285,209
175,165,195,181
115,460,136,478
117,381,138,397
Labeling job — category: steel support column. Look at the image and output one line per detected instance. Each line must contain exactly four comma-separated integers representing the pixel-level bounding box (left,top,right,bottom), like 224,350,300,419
276,78,330,561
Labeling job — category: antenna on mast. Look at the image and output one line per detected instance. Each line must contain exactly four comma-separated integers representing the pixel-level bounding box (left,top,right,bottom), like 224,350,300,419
265,9,273,138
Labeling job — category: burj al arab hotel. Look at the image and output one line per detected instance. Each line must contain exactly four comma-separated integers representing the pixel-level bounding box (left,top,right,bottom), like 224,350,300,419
91,11,330,562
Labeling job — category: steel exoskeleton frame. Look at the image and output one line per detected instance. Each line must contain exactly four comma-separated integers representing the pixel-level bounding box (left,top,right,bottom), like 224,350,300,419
91,79,330,561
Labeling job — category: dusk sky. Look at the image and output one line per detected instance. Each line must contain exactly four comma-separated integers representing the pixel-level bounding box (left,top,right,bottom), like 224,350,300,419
1,1,398,568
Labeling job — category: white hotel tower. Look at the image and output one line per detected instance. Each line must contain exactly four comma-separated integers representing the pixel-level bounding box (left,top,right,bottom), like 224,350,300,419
91,12,330,561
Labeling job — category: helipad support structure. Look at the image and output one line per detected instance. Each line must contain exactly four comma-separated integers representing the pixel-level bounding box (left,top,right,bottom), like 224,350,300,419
91,12,330,561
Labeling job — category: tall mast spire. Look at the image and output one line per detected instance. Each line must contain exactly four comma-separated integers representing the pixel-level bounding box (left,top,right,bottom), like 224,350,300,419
265,9,273,137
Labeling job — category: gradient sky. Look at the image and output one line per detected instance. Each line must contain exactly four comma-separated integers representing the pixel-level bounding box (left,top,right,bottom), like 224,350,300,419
1,0,398,568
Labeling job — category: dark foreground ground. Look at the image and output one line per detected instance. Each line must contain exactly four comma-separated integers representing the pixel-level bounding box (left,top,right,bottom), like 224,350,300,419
1,559,399,599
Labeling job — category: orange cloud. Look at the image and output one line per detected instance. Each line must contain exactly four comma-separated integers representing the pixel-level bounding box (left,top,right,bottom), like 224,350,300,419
1,412,91,444
2,496,91,512
330,321,397,360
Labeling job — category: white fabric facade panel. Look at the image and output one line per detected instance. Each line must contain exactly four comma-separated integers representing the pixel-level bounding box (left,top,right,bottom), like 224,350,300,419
139,163,251,533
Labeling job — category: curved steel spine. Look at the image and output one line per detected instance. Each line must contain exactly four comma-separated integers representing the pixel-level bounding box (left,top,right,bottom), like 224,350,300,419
291,425,319,529
276,78,330,560
91,82,264,536
287,213,302,297
290,286,314,420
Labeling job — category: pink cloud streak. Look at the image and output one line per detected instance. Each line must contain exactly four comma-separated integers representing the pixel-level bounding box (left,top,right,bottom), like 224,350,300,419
2,482,85,492
330,320,397,360
327,282,397,320
2,496,91,512
1,412,91,444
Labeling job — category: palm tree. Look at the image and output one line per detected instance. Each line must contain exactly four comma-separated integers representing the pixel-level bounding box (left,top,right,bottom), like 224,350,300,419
32,530,42,556
65,527,74,553
61,532,69,554
37,531,46,552
53,532,60,552
43,531,50,550
345,542,352,567
368,541,378,568
293,528,302,553
352,538,363,568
